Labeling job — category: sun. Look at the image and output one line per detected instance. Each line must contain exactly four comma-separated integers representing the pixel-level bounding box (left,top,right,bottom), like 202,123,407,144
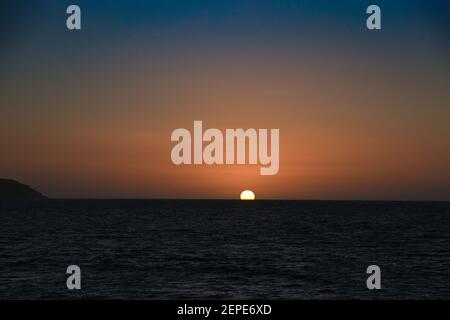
240,190,255,200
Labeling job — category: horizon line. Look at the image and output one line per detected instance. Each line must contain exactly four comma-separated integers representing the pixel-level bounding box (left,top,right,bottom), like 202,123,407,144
31,197,450,203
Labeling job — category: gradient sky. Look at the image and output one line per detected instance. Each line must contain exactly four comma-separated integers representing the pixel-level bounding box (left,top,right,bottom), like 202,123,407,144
1,0,449,200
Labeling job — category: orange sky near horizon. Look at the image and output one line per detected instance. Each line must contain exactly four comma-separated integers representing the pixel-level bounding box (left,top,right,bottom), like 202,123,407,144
1,53,449,200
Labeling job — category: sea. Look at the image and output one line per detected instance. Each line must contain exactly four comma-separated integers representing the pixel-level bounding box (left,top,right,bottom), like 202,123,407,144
0,200,449,299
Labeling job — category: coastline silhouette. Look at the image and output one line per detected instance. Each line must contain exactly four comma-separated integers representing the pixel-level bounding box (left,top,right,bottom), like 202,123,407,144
0,179,46,200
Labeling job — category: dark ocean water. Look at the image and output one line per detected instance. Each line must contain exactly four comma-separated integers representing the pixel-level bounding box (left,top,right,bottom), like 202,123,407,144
0,200,449,299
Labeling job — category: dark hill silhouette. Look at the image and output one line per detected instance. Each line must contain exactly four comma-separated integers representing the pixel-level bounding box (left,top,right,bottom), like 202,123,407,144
0,179,46,199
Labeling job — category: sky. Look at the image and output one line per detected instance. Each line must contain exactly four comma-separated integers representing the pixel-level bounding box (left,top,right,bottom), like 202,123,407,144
1,0,449,200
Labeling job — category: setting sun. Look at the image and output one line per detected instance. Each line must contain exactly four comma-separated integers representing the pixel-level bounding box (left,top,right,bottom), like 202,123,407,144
240,190,255,200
